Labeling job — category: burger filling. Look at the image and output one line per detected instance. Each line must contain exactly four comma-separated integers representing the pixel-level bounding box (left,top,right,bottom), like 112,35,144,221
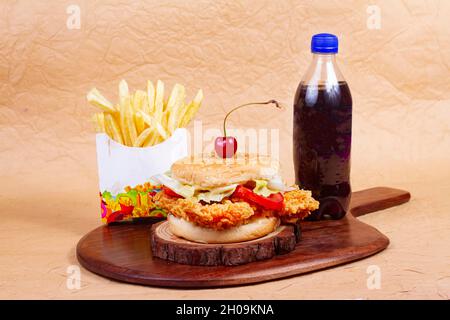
152,173,319,230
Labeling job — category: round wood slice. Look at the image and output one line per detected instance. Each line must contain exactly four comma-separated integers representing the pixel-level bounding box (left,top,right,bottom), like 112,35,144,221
150,222,301,266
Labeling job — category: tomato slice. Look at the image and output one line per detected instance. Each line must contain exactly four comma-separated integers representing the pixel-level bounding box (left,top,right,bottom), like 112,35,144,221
163,186,183,198
233,185,284,211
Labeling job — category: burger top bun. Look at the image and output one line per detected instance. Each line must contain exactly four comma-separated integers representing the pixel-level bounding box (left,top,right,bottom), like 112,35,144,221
167,214,280,244
171,153,280,189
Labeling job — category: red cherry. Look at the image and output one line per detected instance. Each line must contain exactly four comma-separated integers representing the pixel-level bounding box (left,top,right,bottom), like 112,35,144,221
215,136,238,158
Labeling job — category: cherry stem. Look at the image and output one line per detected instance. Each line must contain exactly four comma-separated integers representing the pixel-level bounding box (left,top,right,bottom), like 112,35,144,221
223,100,282,137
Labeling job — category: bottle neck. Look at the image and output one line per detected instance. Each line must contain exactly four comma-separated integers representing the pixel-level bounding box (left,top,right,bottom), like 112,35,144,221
302,53,345,86
312,53,337,63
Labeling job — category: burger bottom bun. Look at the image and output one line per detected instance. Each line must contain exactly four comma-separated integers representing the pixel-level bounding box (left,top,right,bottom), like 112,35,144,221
167,214,280,244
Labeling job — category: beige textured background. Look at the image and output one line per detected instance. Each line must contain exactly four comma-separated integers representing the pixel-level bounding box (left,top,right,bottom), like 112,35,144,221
1,0,449,299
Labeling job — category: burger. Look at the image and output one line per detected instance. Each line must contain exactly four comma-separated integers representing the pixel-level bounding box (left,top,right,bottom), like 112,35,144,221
152,154,319,244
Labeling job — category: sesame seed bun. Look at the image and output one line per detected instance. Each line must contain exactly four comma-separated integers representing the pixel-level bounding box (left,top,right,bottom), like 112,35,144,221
171,153,280,189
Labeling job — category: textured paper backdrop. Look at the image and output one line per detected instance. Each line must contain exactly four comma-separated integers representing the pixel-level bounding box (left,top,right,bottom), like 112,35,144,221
0,0,449,299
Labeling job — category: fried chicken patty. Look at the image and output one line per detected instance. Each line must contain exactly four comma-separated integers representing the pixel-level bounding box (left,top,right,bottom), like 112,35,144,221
154,189,319,230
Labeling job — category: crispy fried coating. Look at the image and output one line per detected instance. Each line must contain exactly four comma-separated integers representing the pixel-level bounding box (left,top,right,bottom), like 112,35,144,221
154,188,319,230
154,192,255,230
281,189,320,219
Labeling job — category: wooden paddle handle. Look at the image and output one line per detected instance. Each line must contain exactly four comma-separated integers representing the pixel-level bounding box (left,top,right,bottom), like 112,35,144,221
350,187,411,217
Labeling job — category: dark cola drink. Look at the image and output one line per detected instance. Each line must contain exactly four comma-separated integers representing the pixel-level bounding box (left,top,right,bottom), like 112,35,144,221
293,34,352,220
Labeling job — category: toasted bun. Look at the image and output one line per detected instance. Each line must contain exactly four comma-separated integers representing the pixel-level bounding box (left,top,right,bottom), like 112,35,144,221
171,153,280,188
167,214,280,244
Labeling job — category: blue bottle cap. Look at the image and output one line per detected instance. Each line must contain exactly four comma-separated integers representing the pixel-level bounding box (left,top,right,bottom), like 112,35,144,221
311,33,338,53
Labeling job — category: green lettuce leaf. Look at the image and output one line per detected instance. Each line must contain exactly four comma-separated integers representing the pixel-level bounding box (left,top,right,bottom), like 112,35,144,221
253,179,279,197
152,174,195,198
196,184,238,203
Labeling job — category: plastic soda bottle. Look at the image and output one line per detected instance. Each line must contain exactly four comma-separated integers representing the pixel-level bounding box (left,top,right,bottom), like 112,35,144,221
293,33,352,220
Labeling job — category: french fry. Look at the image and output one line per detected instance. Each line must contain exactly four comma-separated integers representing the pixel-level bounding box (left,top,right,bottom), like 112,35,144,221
142,135,153,147
104,113,124,144
134,113,145,135
93,113,106,133
146,80,155,115
144,131,162,147
119,97,132,146
134,127,155,147
112,105,122,131
133,90,146,110
176,102,190,128
154,80,164,123
133,90,146,134
179,89,203,128
139,110,168,140
87,89,116,113
142,128,159,147
161,110,169,130
167,84,186,134
88,79,204,148
124,96,138,146
119,80,129,106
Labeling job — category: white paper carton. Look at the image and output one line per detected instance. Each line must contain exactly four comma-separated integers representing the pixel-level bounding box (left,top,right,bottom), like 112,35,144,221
96,128,188,223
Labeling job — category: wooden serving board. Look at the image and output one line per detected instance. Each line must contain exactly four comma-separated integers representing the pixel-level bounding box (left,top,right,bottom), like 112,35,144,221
77,187,410,288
